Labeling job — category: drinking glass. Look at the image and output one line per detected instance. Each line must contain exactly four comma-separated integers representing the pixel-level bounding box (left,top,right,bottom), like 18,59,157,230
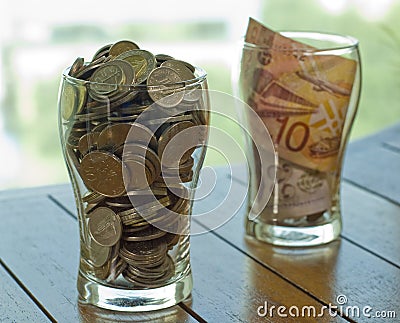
58,63,209,311
234,31,361,246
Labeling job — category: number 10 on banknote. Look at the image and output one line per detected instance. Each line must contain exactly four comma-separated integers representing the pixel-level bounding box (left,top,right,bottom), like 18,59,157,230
235,18,361,246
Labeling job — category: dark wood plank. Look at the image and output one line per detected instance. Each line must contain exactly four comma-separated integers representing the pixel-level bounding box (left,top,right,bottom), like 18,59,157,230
0,184,70,202
0,194,80,322
341,183,400,267
189,232,346,322
229,163,400,267
49,185,343,322
0,264,50,322
197,167,400,322
0,194,194,323
343,123,400,205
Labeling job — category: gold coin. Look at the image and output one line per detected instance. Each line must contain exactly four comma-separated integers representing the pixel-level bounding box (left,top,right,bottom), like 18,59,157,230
69,57,84,77
61,82,77,120
161,60,195,81
125,123,157,151
66,134,80,150
94,260,111,280
88,60,132,96
82,191,105,204
126,187,168,197
76,85,87,114
78,132,99,156
147,67,185,107
86,237,111,267
162,156,194,175
174,59,195,73
155,54,175,63
107,114,139,122
142,114,193,126
88,207,122,247
107,258,127,282
122,240,167,258
109,40,140,57
92,44,112,61
124,153,157,186
97,123,131,151
123,159,151,190
123,225,166,242
183,84,202,103
80,151,126,197
123,143,161,179
115,49,156,84
157,121,195,167
75,59,106,80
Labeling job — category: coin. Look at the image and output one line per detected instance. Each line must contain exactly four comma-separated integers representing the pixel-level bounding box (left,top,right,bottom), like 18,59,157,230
82,191,105,205
161,60,195,81
69,57,84,77
123,225,166,242
115,49,156,84
88,207,122,247
109,40,140,57
134,154,158,185
97,123,131,151
76,85,87,114
75,59,106,80
155,54,174,63
163,156,194,175
128,144,160,174
123,159,151,190
157,121,195,167
61,82,77,120
78,132,99,156
80,151,126,197
88,60,134,100
107,257,127,282
173,59,195,73
124,123,158,151
142,114,193,126
147,67,185,107
92,44,112,61
89,62,124,95
87,237,111,267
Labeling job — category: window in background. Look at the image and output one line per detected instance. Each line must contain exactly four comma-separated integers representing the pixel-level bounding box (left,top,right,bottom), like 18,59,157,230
262,0,400,139
1,0,399,189
0,0,261,189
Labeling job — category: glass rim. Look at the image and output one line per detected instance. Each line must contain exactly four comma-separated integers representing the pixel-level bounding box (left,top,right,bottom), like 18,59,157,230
62,65,208,89
242,31,359,52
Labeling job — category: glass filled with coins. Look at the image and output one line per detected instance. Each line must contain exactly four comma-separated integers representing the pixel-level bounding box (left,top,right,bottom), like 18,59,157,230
58,40,209,311
234,19,361,246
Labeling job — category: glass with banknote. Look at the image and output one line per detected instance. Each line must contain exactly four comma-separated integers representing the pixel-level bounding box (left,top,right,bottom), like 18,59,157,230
58,41,209,311
235,19,361,246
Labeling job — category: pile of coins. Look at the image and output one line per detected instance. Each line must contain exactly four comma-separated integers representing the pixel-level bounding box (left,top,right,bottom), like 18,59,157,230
60,40,208,288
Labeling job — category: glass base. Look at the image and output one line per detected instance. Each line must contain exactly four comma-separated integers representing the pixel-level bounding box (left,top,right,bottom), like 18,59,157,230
245,216,342,247
77,270,193,312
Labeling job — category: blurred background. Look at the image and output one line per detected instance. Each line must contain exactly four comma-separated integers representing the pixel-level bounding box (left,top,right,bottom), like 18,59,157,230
1,0,400,189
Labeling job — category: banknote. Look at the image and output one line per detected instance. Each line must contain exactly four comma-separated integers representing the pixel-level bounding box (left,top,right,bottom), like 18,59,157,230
242,18,357,219
261,159,330,220
242,18,357,173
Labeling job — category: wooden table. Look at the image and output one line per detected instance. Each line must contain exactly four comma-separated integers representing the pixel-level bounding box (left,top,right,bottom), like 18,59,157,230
1,124,399,322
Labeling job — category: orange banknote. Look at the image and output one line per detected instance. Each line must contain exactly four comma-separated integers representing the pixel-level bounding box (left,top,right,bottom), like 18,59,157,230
242,18,357,173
